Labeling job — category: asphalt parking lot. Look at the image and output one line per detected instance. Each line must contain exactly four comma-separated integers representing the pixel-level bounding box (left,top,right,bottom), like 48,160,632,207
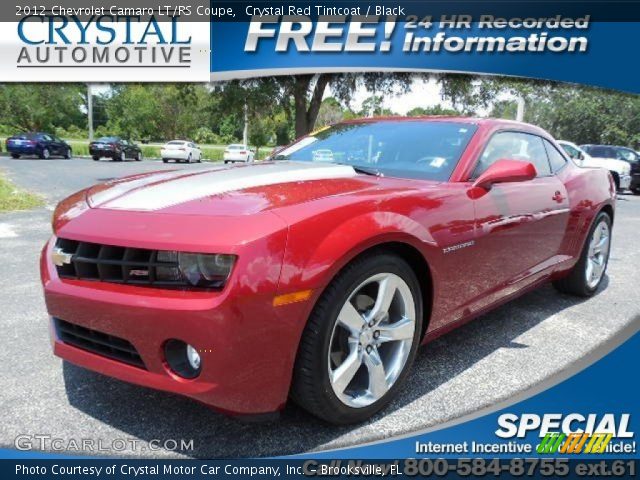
0,156,639,459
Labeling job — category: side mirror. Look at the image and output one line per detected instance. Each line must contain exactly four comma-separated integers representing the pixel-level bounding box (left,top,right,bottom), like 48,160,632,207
472,159,537,190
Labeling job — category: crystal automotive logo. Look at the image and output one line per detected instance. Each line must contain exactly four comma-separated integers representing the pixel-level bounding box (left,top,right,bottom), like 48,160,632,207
16,15,192,68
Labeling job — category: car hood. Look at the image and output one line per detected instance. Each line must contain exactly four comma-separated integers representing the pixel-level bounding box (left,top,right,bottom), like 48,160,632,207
85,161,381,216
583,156,629,172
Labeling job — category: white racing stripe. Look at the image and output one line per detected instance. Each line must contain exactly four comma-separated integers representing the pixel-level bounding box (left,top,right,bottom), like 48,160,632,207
101,162,357,211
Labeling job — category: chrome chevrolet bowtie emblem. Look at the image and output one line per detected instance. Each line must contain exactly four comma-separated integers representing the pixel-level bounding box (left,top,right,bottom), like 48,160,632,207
52,247,73,267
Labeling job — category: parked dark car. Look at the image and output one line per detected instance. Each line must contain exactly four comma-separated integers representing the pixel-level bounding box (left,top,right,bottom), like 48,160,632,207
5,132,71,159
89,137,142,162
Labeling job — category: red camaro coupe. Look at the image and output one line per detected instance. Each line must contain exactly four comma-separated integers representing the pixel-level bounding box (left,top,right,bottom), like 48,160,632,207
41,118,615,424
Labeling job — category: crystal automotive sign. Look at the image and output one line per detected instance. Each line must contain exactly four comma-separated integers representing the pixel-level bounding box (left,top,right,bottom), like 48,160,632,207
0,14,210,81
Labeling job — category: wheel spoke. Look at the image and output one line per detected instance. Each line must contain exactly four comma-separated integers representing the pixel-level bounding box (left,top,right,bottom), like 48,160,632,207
586,258,594,281
364,348,388,398
338,301,365,335
368,275,398,322
377,317,415,343
330,343,362,394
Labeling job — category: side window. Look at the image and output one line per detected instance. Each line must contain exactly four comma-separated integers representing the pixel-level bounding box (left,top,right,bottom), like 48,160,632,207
544,140,568,173
472,131,551,178
560,143,578,159
42,134,52,141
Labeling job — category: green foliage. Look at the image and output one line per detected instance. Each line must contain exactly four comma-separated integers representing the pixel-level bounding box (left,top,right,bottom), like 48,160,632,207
479,79,640,147
0,84,86,133
406,105,461,117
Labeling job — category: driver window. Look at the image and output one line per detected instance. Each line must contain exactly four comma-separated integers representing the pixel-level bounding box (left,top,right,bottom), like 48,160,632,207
472,131,551,179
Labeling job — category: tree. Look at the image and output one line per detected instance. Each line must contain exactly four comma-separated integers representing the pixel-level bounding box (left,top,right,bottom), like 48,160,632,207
406,105,461,116
316,97,345,127
0,84,85,132
248,116,273,156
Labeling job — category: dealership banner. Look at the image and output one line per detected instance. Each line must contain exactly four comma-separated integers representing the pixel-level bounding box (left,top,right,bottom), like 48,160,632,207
0,1,638,91
0,0,638,477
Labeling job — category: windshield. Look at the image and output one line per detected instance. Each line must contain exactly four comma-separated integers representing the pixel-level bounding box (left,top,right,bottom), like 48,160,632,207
615,148,639,163
274,121,477,181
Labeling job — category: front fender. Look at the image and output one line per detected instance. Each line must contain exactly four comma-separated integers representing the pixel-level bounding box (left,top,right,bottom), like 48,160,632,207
279,209,437,294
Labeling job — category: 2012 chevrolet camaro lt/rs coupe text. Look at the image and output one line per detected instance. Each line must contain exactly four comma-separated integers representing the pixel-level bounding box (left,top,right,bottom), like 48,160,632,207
41,118,615,424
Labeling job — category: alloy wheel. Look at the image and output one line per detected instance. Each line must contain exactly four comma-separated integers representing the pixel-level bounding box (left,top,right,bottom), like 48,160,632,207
328,273,416,408
586,219,610,289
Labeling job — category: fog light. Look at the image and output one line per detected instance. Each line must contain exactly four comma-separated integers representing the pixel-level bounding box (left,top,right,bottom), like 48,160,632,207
164,339,202,379
186,344,201,370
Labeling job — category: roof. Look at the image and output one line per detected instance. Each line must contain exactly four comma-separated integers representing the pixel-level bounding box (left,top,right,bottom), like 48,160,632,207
338,115,550,136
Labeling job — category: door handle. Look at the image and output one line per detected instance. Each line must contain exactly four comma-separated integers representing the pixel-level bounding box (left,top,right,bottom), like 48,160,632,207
552,191,565,203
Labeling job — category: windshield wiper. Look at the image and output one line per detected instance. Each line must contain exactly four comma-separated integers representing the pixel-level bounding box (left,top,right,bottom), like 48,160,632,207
348,165,383,177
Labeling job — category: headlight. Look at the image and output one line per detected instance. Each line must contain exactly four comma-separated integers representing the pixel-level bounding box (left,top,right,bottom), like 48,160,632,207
180,252,236,288
155,251,236,288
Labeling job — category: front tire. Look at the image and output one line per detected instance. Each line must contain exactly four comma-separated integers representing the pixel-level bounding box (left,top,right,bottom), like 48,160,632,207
136,151,142,161
40,148,50,159
92,156,100,161
64,148,72,159
553,211,612,297
162,158,169,164
10,153,19,159
291,252,423,424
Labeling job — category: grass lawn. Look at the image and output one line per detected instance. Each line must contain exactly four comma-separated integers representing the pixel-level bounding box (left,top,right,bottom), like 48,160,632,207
0,172,44,212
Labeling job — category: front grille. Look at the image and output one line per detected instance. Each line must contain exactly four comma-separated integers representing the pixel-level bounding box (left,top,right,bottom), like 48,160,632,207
54,238,187,288
54,318,146,369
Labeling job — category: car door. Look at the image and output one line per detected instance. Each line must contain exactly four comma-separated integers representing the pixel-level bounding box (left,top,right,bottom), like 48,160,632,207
50,136,64,155
466,131,570,313
41,134,55,154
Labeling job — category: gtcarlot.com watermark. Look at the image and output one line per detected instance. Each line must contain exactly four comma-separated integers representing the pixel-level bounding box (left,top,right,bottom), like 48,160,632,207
15,434,194,453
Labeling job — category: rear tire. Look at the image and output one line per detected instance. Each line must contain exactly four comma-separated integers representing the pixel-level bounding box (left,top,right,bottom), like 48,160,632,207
162,158,168,164
553,211,612,297
92,156,100,161
633,187,640,196
291,252,424,424
10,153,19,159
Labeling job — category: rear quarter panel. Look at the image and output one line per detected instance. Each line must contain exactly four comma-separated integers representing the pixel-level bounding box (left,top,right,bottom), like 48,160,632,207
556,162,616,266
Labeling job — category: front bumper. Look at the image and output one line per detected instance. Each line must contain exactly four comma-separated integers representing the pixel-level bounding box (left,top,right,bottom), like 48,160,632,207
40,225,307,415
620,174,632,190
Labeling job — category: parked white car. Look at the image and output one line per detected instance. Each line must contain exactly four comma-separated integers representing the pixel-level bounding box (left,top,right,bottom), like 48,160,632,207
557,141,631,191
161,140,202,164
223,144,254,164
